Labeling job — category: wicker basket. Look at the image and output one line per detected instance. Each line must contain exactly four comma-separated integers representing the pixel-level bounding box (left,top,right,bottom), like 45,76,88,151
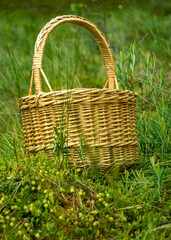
19,15,138,170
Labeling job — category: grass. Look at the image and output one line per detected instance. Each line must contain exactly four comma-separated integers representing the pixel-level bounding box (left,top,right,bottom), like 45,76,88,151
0,154,170,239
0,1,171,239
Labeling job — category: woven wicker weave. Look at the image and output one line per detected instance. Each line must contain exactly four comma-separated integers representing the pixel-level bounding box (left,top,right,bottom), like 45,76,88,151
19,15,138,169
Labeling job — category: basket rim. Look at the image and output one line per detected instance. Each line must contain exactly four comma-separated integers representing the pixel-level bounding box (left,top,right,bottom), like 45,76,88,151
20,88,137,101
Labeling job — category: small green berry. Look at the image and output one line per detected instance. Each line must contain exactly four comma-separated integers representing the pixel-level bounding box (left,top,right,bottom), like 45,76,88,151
106,193,110,199
93,221,99,226
70,187,75,193
89,216,94,222
36,209,42,215
109,217,114,222
92,210,98,215
5,210,10,215
31,180,36,185
35,233,40,238
78,191,83,196
96,194,100,198
24,222,29,227
18,230,22,235
10,222,14,227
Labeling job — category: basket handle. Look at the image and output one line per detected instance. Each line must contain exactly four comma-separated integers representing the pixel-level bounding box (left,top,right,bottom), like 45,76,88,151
30,15,119,95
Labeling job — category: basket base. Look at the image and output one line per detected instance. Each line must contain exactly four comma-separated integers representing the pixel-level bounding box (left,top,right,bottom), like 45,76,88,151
28,143,139,172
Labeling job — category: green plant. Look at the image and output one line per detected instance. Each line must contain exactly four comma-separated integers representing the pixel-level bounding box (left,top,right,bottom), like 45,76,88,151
150,156,167,201
53,115,70,169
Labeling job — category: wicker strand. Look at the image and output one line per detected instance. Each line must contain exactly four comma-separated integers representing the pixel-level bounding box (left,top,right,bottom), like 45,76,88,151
29,71,34,95
40,69,53,92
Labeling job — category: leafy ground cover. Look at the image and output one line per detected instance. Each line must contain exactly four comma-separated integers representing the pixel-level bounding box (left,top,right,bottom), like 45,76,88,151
0,154,170,239
0,1,170,239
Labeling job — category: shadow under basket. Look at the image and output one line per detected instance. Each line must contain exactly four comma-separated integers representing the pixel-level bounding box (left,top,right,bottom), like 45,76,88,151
19,15,139,171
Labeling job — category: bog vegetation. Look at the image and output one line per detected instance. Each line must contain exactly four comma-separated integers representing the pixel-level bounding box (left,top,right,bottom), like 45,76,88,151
0,1,170,239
